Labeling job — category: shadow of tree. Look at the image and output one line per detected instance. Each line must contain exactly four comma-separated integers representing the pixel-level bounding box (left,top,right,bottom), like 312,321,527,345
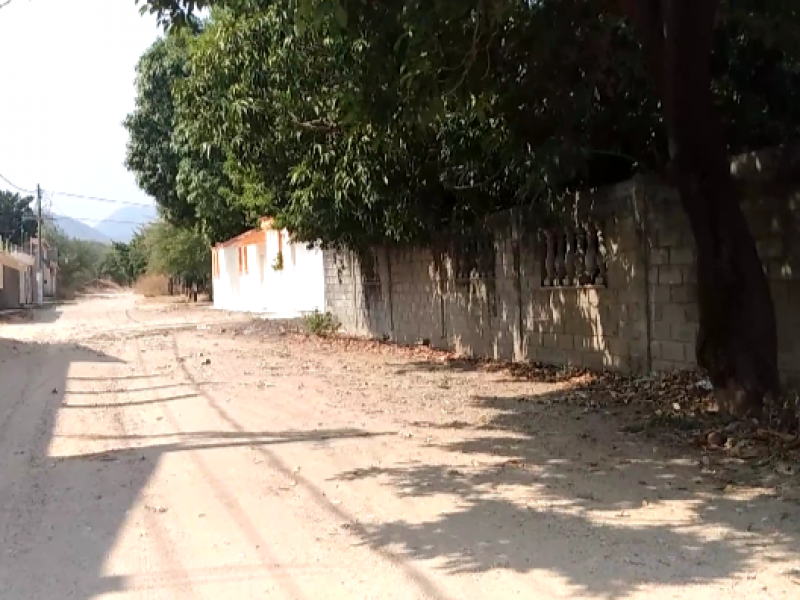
0,333,393,600
335,387,800,597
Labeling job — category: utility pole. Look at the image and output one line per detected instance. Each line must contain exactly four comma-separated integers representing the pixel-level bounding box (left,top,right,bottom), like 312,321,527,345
36,184,43,305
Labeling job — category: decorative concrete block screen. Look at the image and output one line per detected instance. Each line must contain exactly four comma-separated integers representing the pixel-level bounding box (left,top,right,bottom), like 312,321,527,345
324,150,800,384
541,225,607,288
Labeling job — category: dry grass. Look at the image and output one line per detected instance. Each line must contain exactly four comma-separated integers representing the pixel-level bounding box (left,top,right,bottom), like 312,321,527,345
134,273,171,297
57,286,79,301
83,278,124,293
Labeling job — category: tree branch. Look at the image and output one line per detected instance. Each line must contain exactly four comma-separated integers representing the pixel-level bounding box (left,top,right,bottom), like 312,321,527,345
288,112,339,133
292,120,339,134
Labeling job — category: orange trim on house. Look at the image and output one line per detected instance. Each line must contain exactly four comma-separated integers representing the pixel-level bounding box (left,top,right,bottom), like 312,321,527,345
217,227,267,249
213,249,220,278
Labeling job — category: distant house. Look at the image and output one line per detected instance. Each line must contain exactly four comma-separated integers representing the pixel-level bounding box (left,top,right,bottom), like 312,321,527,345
30,237,59,298
211,217,325,316
0,245,36,309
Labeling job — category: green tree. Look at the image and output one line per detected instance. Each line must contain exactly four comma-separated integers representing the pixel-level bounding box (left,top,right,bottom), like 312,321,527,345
0,190,37,247
139,0,800,415
45,225,110,294
124,31,248,243
144,221,210,289
101,229,150,286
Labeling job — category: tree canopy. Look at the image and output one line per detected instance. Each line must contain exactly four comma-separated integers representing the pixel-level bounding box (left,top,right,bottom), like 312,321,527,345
132,0,800,414
133,0,800,248
0,190,37,247
124,28,248,244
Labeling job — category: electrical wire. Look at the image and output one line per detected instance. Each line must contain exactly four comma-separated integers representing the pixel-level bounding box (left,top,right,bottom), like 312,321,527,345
48,199,155,226
45,215,153,226
46,189,155,207
0,172,35,195
1,169,155,208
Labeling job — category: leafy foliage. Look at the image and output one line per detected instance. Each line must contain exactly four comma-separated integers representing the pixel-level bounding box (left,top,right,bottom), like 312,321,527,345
101,232,149,286
135,0,800,250
124,31,249,244
303,310,341,336
143,221,210,285
0,190,37,247
45,225,110,293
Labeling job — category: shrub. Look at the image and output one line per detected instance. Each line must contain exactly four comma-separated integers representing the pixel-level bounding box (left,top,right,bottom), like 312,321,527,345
304,310,341,336
134,273,171,297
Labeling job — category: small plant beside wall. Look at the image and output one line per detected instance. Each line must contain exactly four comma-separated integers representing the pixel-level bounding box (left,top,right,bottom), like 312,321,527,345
304,310,341,336
272,250,284,271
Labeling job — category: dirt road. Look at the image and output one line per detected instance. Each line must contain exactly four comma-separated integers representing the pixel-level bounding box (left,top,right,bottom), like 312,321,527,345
1,294,798,599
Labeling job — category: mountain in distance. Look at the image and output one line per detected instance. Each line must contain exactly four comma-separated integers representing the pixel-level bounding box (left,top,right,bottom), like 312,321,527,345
94,204,158,243
51,214,112,244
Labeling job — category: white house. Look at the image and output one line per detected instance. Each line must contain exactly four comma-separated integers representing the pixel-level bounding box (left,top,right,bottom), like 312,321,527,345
0,245,36,308
211,217,325,316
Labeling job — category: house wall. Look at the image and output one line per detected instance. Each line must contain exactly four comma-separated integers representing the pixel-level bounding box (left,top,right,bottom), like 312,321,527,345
324,164,800,384
0,265,21,310
43,265,56,298
212,230,325,316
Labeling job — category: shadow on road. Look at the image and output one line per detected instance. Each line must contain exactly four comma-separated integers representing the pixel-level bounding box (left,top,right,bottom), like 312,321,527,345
334,389,800,597
0,334,389,600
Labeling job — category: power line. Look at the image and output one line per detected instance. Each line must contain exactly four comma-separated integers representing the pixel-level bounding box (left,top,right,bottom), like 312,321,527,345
48,199,154,226
0,172,35,195
45,215,154,226
46,189,155,207
1,167,154,207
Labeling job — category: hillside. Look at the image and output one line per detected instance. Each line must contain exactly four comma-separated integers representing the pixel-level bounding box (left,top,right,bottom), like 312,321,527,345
95,204,157,242
51,214,112,244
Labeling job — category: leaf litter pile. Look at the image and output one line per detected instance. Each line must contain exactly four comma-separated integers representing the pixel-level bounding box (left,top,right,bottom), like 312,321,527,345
207,317,800,478
294,332,800,466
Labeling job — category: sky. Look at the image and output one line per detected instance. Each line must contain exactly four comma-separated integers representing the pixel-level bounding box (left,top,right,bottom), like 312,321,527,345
0,0,161,225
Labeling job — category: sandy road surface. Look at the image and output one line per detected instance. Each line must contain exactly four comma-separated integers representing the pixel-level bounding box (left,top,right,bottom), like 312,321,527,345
1,294,799,599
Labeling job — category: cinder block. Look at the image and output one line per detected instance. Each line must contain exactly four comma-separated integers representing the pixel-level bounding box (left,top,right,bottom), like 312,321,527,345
574,336,595,351
606,337,629,357
669,247,695,265
618,288,643,304
651,322,671,341
650,248,670,265
671,323,697,343
658,266,683,285
593,317,618,338
658,227,682,248
652,359,677,371
581,352,605,370
670,284,696,303
661,341,685,361
651,285,671,304
661,303,687,324
684,342,697,364
650,341,663,359
537,347,565,366
559,334,575,350
684,304,699,323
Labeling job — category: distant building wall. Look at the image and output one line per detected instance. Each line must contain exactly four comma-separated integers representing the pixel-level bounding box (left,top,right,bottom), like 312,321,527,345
0,264,21,310
212,229,325,316
324,151,800,384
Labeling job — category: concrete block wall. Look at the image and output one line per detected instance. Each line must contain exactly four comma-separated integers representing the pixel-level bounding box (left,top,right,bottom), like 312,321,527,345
643,180,800,383
0,265,21,309
324,167,800,382
516,181,650,372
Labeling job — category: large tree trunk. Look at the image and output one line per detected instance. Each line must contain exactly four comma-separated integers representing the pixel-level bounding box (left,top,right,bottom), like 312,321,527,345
620,0,779,417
